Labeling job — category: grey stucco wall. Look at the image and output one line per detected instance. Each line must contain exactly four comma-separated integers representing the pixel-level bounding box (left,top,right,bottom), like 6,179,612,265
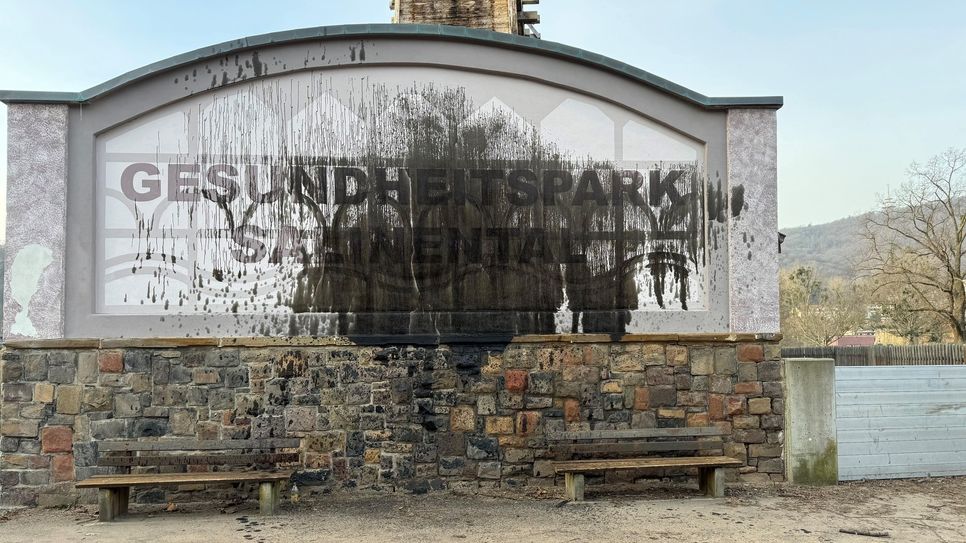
3,104,68,340
727,109,779,334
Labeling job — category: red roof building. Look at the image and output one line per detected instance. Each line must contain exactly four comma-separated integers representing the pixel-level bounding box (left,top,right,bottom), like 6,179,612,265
833,335,876,347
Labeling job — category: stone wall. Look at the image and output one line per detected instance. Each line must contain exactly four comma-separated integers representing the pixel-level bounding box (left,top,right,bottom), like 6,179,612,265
0,338,783,506
392,0,517,34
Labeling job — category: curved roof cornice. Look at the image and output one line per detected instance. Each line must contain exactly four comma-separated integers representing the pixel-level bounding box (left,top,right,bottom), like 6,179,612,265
0,24,782,110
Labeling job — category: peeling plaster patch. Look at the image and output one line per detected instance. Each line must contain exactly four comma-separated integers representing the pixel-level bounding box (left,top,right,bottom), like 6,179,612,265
4,103,68,340
9,244,54,337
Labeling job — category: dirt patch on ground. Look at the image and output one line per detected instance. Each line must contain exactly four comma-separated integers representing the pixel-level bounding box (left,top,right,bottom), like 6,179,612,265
2,478,965,542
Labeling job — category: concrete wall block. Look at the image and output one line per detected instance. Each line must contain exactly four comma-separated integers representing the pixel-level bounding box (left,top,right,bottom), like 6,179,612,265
783,358,837,485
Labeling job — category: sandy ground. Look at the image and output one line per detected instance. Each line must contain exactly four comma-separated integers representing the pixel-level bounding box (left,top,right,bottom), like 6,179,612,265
1,478,965,543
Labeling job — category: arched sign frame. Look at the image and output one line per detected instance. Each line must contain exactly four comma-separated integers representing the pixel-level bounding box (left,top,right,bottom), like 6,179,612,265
18,25,780,340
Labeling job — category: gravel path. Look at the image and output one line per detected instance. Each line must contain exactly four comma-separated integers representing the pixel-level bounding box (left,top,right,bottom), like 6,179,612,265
2,478,964,542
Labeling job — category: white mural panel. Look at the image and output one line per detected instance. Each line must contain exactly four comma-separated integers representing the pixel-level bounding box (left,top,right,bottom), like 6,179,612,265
96,66,707,335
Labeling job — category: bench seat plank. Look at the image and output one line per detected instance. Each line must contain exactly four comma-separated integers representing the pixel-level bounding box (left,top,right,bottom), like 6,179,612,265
552,456,741,473
76,471,292,488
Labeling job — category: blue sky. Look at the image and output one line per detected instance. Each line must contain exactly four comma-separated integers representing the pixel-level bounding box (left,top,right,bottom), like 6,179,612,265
1,0,965,232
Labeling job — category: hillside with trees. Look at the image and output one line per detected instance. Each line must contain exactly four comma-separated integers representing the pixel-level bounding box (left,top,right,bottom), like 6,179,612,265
780,214,866,279
780,148,966,345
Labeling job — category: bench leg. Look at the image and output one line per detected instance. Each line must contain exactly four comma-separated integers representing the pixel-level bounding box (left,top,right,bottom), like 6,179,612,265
117,487,130,516
98,489,116,522
259,481,278,515
699,467,725,498
564,473,585,501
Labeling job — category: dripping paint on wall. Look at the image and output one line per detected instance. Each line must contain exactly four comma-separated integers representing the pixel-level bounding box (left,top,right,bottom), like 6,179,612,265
97,66,710,335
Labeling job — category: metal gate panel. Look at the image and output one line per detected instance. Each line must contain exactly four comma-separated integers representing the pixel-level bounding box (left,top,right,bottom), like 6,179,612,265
835,365,966,481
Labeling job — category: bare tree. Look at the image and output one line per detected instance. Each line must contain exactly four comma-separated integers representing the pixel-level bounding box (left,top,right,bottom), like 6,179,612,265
780,267,868,346
861,148,966,342
871,283,946,343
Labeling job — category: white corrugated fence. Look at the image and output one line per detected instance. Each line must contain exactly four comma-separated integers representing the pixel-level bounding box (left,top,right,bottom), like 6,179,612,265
835,365,966,481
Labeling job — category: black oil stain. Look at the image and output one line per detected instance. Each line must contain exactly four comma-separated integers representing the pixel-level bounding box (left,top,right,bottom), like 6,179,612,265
252,52,264,77
128,78,707,337
731,184,745,219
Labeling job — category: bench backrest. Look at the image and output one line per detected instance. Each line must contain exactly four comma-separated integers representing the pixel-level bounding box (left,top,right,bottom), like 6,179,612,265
546,427,726,458
96,438,300,468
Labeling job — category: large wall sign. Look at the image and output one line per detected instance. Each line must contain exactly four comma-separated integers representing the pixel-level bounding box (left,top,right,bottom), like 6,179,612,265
1,27,780,339
98,67,708,335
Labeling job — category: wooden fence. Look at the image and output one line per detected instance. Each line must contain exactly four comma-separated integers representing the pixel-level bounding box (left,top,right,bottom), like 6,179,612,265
781,344,966,366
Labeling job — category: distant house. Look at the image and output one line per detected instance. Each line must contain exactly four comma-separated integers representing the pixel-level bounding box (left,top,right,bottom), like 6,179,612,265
833,334,876,347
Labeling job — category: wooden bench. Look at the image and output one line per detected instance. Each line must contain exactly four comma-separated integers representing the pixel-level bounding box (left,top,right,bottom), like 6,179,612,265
548,427,742,501
75,438,299,521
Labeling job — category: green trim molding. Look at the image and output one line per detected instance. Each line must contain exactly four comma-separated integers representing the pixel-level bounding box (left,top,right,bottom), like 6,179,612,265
0,24,782,110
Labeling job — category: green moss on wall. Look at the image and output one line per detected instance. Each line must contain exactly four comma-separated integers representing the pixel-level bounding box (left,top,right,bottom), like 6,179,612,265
792,441,838,485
